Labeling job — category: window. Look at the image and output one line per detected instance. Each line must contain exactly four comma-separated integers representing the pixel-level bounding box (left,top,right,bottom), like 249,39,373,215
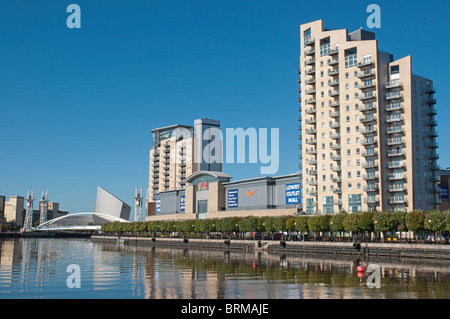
391,65,400,75
320,37,330,57
345,48,357,68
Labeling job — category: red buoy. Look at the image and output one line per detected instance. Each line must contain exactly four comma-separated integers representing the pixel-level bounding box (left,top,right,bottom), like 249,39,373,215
357,265,365,272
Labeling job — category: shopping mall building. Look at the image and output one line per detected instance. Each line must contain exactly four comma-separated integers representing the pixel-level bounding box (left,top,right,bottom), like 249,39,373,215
145,118,302,221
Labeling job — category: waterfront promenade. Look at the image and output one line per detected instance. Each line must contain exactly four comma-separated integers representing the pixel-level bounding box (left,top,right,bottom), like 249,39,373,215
91,235,450,260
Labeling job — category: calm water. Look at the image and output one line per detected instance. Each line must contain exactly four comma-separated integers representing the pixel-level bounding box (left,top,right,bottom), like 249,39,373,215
0,238,449,299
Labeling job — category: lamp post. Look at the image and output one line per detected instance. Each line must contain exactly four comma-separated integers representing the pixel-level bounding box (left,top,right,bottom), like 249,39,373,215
374,220,378,243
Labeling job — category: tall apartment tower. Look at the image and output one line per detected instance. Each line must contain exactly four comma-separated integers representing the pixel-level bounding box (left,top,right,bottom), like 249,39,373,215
148,118,221,200
298,19,439,214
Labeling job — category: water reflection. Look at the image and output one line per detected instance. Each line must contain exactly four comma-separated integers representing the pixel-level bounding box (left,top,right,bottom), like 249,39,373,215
0,238,449,299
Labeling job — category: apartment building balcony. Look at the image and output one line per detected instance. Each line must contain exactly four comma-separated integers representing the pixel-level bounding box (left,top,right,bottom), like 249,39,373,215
330,111,340,118
330,122,340,129
386,127,404,135
330,133,341,139
386,115,403,123
429,152,439,160
361,138,377,146
306,149,317,155
331,166,341,172
385,80,403,89
305,98,316,105
305,48,315,55
328,48,339,55
305,139,317,145
362,150,378,157
163,159,170,165
364,184,379,192
329,90,340,97
297,85,302,93
385,92,403,100
305,107,316,115
305,58,316,65
305,117,317,125
360,115,377,123
329,100,340,107
426,87,436,94
333,177,342,183
357,70,374,78
389,185,407,192
327,58,339,66
360,103,376,112
297,68,301,74
333,188,342,194
427,98,437,105
297,96,302,102
362,161,378,169
331,154,341,161
305,68,316,75
389,197,407,204
163,153,171,159
329,143,340,150
364,197,379,204
428,130,438,138
305,88,316,95
306,77,316,85
427,119,438,127
363,174,379,181
388,174,406,181
427,107,437,116
429,163,439,171
329,79,340,86
152,185,159,190
361,126,377,134
428,141,439,149
388,161,405,169
307,170,317,176
304,37,315,46
307,159,317,165
152,161,160,167
152,167,160,173
328,69,339,76
359,93,376,101
386,103,403,112
358,59,375,67
163,170,170,176
309,190,318,196
359,82,376,90
297,76,302,83
387,149,405,157
305,128,317,135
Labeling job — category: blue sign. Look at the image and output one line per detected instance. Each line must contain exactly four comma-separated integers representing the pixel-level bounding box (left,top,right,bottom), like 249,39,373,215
156,198,161,214
180,195,185,211
285,183,301,205
440,186,449,199
228,189,238,208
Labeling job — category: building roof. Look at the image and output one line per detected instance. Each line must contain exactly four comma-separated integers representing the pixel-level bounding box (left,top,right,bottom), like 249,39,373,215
184,171,232,184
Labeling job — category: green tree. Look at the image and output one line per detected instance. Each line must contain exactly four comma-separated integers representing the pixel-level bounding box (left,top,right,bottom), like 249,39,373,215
444,210,450,232
285,218,296,232
330,213,346,237
256,217,267,232
307,216,322,241
239,217,258,233
343,213,361,235
273,216,288,232
406,210,425,239
424,210,446,242
294,216,309,240
373,211,394,242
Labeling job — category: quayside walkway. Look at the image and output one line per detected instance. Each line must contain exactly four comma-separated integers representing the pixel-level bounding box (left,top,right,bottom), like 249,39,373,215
91,235,450,260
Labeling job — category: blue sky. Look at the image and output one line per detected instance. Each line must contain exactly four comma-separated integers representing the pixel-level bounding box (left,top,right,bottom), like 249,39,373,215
1,0,449,214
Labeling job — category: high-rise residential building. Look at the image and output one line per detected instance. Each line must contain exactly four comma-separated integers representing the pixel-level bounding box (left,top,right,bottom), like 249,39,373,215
148,118,221,201
298,19,439,214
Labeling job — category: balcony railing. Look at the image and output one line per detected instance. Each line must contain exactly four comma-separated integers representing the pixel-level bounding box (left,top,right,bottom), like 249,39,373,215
363,174,379,180
359,93,376,101
357,70,374,78
386,103,403,112
387,149,405,157
384,80,402,89
358,59,375,67
328,69,339,76
385,92,403,100
389,186,407,192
